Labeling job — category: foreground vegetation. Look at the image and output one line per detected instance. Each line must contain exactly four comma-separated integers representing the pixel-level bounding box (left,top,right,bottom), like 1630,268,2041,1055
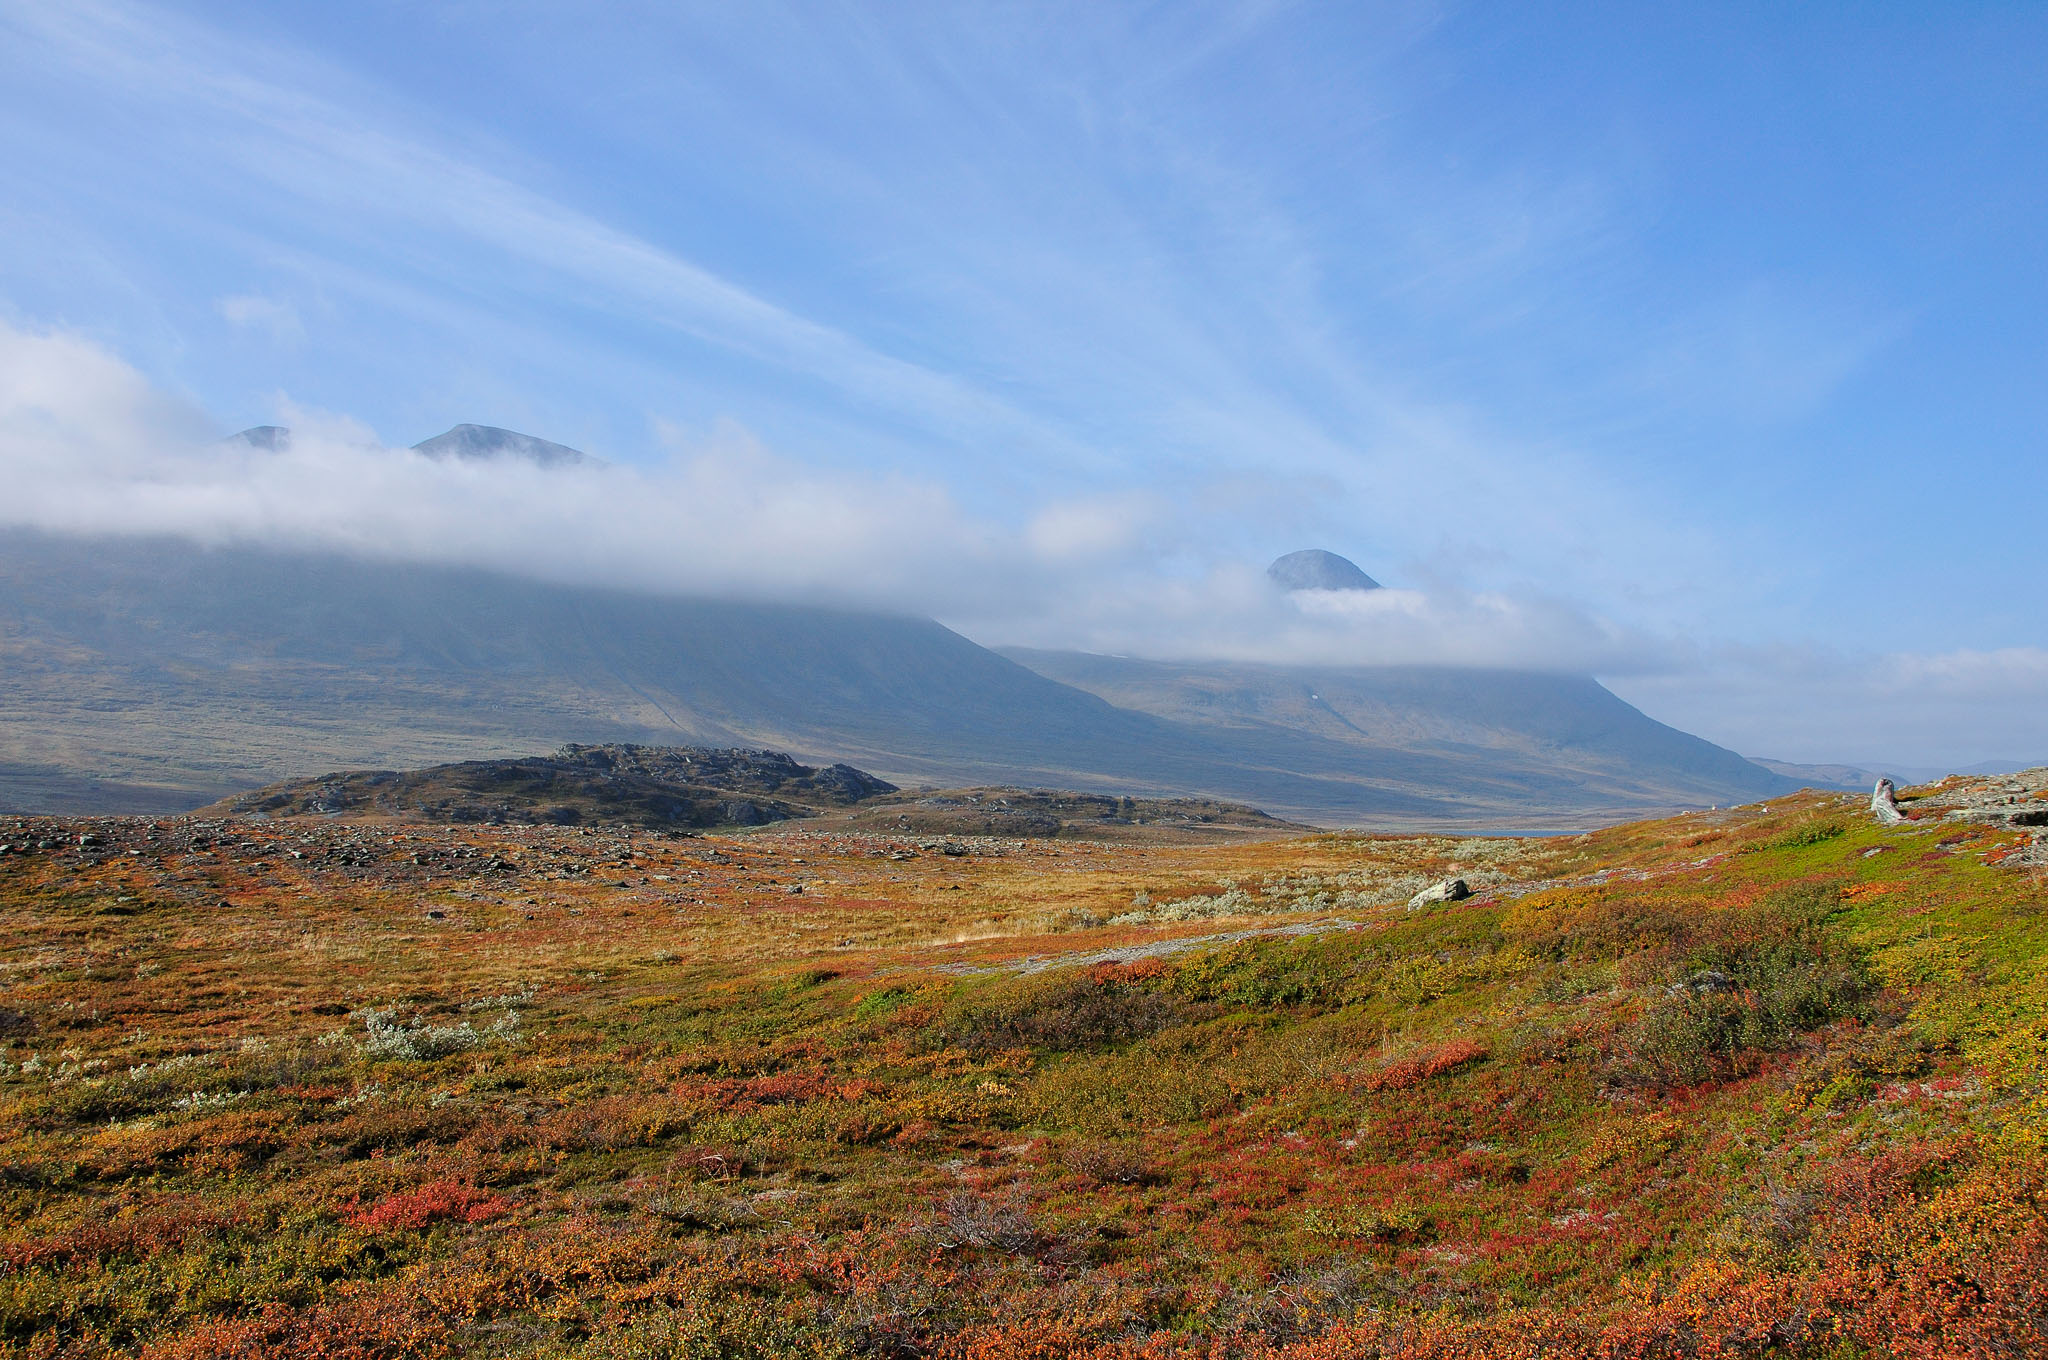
1,778,2044,1357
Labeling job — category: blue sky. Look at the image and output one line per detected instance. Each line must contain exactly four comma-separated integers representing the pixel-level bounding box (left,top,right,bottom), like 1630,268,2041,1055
1,1,2043,766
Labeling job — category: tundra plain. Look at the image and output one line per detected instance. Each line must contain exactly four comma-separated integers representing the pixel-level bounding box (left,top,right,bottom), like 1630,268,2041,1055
2,773,2045,1358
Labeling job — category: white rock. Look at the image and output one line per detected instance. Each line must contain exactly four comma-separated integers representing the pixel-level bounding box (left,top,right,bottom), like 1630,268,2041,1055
1407,877,1471,911
1871,778,1908,826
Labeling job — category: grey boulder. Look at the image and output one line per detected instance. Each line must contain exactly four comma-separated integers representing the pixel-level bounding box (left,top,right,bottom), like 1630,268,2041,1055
1407,877,1471,911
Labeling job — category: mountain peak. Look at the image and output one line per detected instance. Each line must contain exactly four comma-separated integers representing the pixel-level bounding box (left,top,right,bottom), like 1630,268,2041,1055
1268,549,1381,592
411,424,594,468
228,425,292,453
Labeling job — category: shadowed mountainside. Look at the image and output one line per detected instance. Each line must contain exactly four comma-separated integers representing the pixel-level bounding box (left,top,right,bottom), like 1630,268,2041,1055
1001,647,1787,811
0,530,1791,825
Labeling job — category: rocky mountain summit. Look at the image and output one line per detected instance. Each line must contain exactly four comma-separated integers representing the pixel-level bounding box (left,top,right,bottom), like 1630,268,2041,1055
410,423,595,468
227,425,292,452
1267,548,1382,592
220,423,594,467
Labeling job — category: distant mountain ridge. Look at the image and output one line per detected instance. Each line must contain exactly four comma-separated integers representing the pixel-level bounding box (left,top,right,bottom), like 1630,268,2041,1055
1755,755,2048,791
222,422,597,467
1001,648,1785,811
0,527,1794,826
411,424,595,468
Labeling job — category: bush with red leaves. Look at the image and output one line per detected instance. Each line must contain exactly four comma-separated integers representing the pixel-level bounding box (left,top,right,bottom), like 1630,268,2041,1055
346,1178,509,1232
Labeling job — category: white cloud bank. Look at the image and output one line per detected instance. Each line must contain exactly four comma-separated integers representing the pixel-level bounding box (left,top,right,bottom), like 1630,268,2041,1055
0,318,1652,670
1,318,2041,770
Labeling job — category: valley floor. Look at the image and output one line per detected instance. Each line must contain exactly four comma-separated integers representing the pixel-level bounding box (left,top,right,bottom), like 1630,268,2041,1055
1,779,2045,1357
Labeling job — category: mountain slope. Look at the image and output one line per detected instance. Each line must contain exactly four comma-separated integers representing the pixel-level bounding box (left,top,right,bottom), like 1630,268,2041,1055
999,648,1788,811
0,530,1790,824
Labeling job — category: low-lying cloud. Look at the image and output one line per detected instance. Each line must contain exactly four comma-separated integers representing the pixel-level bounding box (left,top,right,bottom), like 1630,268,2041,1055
0,319,1658,672
3,318,2042,771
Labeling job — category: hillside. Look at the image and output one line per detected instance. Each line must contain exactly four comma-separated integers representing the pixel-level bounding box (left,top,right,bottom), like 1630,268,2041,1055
0,529,1792,826
202,740,1308,842
204,745,899,830
1,769,2043,1356
1003,648,1785,806
800,786,1312,844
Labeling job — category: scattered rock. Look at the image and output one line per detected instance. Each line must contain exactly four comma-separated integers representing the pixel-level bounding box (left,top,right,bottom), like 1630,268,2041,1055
1667,969,1736,998
1871,778,1908,826
1407,877,1471,911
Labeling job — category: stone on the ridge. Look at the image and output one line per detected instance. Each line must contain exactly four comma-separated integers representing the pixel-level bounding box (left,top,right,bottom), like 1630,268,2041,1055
1871,778,1908,826
1407,877,1470,911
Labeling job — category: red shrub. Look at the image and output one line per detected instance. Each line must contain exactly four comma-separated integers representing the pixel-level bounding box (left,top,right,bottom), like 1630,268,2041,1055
1358,1039,1487,1093
679,1068,867,1111
140,1295,454,1360
1087,957,1171,985
347,1178,510,1232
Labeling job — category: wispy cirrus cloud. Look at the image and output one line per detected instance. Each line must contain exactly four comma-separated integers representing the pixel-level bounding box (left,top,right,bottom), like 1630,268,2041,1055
0,0,1094,468
217,293,303,346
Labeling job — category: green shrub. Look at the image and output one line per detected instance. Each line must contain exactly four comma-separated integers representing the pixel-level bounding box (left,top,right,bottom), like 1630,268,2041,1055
1169,936,1354,1008
1757,820,1850,851
947,973,1197,1052
1610,882,1873,1090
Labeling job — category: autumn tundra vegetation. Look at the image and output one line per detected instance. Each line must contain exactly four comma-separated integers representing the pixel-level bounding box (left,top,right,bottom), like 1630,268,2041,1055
1,774,2045,1358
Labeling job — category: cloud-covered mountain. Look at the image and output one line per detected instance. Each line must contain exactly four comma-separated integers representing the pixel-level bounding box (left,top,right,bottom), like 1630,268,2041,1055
0,528,1790,824
411,424,597,468
1268,549,1382,592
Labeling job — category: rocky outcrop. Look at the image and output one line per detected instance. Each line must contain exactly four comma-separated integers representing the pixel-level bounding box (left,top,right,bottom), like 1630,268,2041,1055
1898,767,2048,831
